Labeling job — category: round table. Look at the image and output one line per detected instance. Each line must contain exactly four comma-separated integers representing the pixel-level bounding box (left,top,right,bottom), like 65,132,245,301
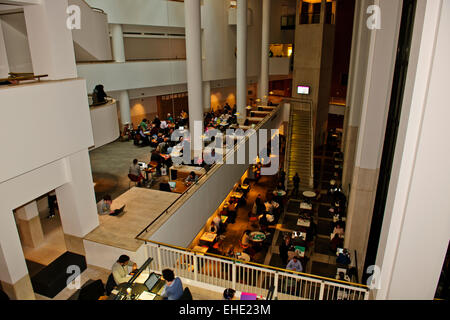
303,191,316,199
273,190,286,197
249,231,266,243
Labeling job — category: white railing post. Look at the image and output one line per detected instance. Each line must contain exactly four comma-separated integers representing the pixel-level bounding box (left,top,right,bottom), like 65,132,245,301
364,289,370,300
193,254,198,282
319,281,325,300
157,245,162,273
274,272,279,299
232,262,236,290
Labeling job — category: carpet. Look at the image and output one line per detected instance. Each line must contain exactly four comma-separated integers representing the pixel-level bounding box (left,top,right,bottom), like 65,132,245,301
311,261,337,279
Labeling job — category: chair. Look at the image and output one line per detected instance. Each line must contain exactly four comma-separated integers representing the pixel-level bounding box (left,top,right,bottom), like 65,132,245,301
128,173,141,189
78,279,105,300
179,287,193,300
105,273,116,296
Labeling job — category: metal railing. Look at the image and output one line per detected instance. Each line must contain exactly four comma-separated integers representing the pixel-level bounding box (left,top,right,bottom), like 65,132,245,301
142,241,369,300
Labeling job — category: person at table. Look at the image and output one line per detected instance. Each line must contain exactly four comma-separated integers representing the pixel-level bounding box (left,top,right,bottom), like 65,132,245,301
279,170,286,188
336,248,351,266
161,269,183,300
241,230,251,248
112,255,137,285
279,236,293,265
129,158,144,186
167,113,174,123
97,194,114,215
139,118,149,132
254,194,264,215
223,288,236,300
276,181,285,191
137,126,150,146
158,138,170,154
336,271,350,282
212,212,225,234
292,173,300,197
159,176,172,192
286,256,303,273
258,212,269,233
185,171,198,186
152,115,161,129
331,222,345,240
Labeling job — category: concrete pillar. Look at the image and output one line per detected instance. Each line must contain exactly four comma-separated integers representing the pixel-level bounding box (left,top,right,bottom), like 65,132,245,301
374,0,450,300
259,0,270,104
119,90,131,126
184,0,204,160
320,0,327,24
23,0,77,80
203,81,211,112
111,24,126,63
0,206,35,300
0,21,9,78
56,150,99,256
341,0,369,193
14,201,44,249
343,0,403,280
236,0,248,124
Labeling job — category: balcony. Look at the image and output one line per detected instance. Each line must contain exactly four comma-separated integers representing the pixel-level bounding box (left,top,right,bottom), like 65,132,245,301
77,59,187,92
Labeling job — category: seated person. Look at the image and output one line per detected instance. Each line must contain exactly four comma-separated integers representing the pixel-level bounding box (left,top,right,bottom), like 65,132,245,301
223,288,236,301
258,212,270,232
241,230,251,248
167,113,174,123
111,255,137,285
286,256,303,273
184,171,198,186
158,139,170,154
159,176,172,192
138,126,150,145
336,249,351,266
212,212,225,234
330,223,345,240
97,195,113,215
129,159,144,185
161,269,183,300
208,224,218,234
139,119,149,132
336,271,350,282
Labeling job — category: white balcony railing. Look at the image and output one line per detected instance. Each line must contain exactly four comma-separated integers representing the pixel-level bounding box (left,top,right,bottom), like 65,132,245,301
142,241,369,300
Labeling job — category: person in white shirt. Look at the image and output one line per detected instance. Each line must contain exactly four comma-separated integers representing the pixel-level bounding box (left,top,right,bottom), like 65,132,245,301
111,255,137,285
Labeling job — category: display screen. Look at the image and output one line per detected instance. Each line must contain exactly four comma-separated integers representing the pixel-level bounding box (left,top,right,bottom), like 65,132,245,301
297,85,310,95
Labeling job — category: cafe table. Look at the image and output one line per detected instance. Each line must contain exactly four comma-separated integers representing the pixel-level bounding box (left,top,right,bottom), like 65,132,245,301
302,191,317,199
297,218,311,228
200,232,217,244
273,190,286,197
249,231,266,243
300,202,312,211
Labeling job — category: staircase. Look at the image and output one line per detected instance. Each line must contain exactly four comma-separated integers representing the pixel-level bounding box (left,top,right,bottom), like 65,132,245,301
286,102,314,190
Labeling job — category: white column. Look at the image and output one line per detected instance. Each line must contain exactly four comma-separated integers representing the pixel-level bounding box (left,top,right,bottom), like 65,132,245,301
119,90,131,126
14,201,44,249
184,0,204,159
56,149,99,255
374,0,450,300
203,81,211,112
0,20,9,78
0,205,35,300
237,0,248,124
259,0,271,104
23,0,77,80
111,24,126,63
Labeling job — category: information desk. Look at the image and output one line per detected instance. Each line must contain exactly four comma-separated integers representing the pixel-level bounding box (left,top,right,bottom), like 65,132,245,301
108,272,166,300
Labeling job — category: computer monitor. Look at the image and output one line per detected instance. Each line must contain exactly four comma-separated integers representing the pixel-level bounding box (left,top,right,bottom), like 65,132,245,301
144,273,161,291
127,257,153,284
297,85,310,95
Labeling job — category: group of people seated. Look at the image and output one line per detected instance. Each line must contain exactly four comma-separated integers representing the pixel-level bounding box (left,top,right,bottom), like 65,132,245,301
134,112,185,148
108,255,186,300
203,103,238,129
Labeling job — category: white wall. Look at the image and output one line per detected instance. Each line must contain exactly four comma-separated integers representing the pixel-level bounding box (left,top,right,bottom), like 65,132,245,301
86,0,185,27
77,60,187,92
70,0,112,62
375,0,450,300
0,79,94,183
124,37,186,60
269,57,290,75
269,0,296,44
0,12,33,73
89,100,120,150
0,18,9,77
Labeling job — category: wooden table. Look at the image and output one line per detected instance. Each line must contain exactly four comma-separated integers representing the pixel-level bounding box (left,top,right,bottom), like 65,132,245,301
200,232,217,243
169,165,206,180
230,192,244,199
192,246,209,255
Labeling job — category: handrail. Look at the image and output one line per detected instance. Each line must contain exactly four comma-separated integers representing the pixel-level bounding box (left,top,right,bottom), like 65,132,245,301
143,239,370,290
135,105,280,241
